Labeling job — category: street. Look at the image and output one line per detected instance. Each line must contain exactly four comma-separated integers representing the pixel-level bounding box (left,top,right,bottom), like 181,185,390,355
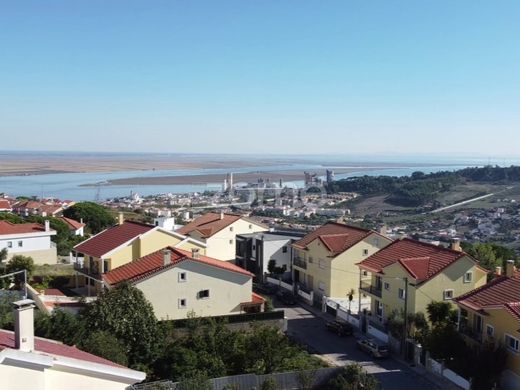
277,301,440,390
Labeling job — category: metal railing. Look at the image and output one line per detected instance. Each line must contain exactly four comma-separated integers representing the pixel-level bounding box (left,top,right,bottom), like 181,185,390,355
293,257,307,269
360,281,382,298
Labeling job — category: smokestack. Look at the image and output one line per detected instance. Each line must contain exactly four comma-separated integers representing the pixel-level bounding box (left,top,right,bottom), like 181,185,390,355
506,260,516,277
191,248,200,259
118,212,124,225
44,220,50,232
495,266,502,276
450,238,462,252
163,249,171,266
12,299,35,352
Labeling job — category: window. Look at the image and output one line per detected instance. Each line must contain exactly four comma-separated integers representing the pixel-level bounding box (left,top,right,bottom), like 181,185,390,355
178,272,187,282
398,288,406,300
7,241,12,248
505,334,520,353
443,289,454,300
248,224,252,229
319,259,325,269
229,239,233,245
282,246,287,253
374,237,380,247
376,300,383,319
384,282,390,291
362,270,368,276
230,226,234,232
464,272,473,283
308,256,313,263
363,249,369,256
318,281,325,292
178,298,187,309
198,289,210,299
486,325,494,337
17,241,23,247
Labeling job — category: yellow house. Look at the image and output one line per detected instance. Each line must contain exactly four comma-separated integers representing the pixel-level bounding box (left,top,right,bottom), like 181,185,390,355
103,247,263,320
454,261,520,389
0,300,145,390
73,220,206,293
291,222,392,303
177,212,268,262
357,238,487,326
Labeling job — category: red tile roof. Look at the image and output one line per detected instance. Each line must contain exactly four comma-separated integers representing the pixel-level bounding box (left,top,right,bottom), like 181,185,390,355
293,222,379,256
0,329,123,368
103,246,253,286
74,221,153,258
0,199,11,210
176,212,243,238
357,238,468,282
59,216,85,230
0,221,51,235
455,271,520,314
251,292,266,304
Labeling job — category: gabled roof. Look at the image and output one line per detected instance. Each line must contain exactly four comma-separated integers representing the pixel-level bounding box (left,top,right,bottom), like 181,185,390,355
292,222,381,256
59,216,85,230
0,200,11,210
0,221,53,235
177,212,264,238
0,329,122,368
103,247,253,286
74,221,153,258
357,238,469,282
454,271,520,315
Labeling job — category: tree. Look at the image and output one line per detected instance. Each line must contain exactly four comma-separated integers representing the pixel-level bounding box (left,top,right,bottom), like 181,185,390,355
327,363,379,390
35,309,86,346
63,202,114,234
80,331,128,366
82,282,161,367
426,301,455,326
6,255,34,284
0,248,7,263
260,376,277,390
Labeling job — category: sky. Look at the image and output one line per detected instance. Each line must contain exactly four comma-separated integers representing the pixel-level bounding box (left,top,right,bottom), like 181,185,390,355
1,1,519,157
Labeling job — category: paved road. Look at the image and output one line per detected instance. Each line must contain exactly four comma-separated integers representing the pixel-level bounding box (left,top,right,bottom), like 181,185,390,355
278,301,440,390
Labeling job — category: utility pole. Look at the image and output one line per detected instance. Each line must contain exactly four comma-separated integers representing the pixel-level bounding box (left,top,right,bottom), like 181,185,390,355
402,276,409,357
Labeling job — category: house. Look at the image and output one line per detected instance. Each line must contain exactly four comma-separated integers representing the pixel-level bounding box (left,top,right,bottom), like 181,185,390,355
73,219,206,293
454,261,520,389
236,231,304,281
357,238,487,326
58,216,85,237
0,299,145,389
0,199,12,212
291,222,392,303
103,247,263,320
0,221,57,265
176,212,269,262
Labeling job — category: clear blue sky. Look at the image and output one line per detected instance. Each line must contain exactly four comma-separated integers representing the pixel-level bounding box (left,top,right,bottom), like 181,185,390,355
1,1,519,157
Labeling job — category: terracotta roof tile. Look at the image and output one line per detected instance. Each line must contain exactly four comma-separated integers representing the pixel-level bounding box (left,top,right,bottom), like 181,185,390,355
0,200,11,209
293,222,377,255
59,216,85,230
103,247,253,286
0,330,124,368
177,212,247,238
0,221,51,235
357,238,467,282
74,221,153,258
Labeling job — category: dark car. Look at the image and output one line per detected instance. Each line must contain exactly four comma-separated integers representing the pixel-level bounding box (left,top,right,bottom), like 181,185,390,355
325,320,354,336
253,283,278,295
356,338,389,358
276,290,297,305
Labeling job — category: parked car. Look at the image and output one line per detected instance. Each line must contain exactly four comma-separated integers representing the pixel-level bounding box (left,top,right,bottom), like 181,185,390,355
325,320,354,336
253,283,278,295
276,290,297,305
356,338,389,358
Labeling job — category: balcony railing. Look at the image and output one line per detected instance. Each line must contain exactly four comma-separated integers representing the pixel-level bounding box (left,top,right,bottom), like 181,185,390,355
360,281,382,298
73,263,100,278
460,324,483,342
293,257,307,269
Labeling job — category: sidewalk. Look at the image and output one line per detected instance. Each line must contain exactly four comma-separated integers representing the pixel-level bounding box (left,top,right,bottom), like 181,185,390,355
295,300,461,390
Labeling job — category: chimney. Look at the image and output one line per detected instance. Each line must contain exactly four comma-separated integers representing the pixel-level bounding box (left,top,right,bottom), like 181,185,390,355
163,249,171,266
220,212,224,220
191,248,200,259
379,224,387,237
450,238,462,252
12,299,35,352
118,212,124,225
44,220,50,232
506,260,516,277
80,218,84,224
495,266,502,276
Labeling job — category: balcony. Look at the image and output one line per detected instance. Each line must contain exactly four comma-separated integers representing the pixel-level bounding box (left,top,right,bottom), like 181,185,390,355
73,262,100,278
360,281,382,298
293,257,307,270
459,324,483,343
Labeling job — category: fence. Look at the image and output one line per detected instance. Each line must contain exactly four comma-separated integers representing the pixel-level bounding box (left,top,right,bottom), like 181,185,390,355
130,367,343,390
367,323,389,343
337,307,360,328
297,288,313,304
426,357,471,390
266,276,293,292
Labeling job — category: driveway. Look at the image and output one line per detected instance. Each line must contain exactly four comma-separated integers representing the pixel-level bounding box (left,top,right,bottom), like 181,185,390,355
278,301,442,390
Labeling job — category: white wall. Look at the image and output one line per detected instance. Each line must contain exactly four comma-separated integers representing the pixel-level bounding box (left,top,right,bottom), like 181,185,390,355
0,235,53,254
260,237,293,274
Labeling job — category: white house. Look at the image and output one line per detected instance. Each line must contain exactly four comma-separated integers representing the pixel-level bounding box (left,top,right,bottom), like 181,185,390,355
58,216,85,237
0,221,57,265
0,300,145,390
